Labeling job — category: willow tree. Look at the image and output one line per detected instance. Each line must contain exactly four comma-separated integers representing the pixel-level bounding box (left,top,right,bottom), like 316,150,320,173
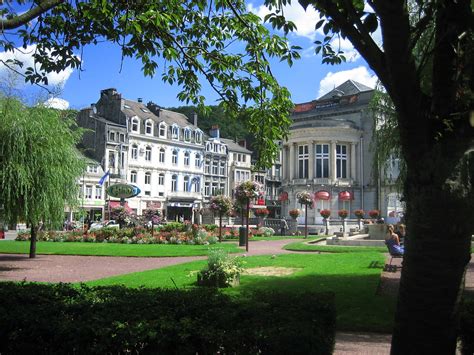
0,98,85,258
264,0,473,353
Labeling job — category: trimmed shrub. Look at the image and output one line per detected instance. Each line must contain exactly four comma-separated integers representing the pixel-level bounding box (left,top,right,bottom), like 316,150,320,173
459,299,474,355
0,282,336,354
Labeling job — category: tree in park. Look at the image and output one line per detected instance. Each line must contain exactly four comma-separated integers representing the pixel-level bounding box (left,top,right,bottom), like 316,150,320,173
263,0,473,353
209,195,233,242
0,97,85,258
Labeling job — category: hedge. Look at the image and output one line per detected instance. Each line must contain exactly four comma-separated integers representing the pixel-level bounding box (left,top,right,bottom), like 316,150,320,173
459,298,474,355
0,282,336,354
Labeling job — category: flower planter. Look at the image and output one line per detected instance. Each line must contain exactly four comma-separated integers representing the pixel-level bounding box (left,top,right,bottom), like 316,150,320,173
368,224,386,240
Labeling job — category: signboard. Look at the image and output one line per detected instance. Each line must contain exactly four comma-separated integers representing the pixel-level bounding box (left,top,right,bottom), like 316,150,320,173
107,184,141,199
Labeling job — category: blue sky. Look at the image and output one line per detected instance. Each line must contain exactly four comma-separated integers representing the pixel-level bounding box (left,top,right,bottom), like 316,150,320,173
0,1,379,110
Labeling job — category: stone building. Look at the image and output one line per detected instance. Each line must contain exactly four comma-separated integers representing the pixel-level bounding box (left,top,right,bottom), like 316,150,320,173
280,80,386,223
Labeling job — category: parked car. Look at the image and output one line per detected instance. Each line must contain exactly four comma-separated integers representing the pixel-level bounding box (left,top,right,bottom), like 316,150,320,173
89,220,120,231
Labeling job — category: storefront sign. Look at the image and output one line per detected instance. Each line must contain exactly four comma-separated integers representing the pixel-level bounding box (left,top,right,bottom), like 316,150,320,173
107,184,141,199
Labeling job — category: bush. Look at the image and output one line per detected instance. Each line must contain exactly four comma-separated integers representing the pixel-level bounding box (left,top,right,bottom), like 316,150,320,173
459,299,474,354
160,222,185,232
197,249,244,288
0,283,335,354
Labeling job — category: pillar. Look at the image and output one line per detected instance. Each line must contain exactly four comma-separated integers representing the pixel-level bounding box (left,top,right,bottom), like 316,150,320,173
289,143,295,180
331,140,337,182
309,141,315,180
351,142,357,181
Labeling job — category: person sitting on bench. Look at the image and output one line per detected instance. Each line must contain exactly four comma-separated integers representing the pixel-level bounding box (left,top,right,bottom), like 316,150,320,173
385,224,404,255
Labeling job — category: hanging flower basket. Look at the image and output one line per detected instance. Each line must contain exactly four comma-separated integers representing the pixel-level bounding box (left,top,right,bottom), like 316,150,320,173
296,191,313,206
354,209,365,219
254,208,270,217
338,209,349,219
368,210,380,219
320,209,331,219
234,180,262,203
289,209,300,219
209,195,233,215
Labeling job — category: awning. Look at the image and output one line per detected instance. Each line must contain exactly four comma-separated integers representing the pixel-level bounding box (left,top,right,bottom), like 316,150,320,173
108,201,133,213
338,191,353,201
315,190,330,200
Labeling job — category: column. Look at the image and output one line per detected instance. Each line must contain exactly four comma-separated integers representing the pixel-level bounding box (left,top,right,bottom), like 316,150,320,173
309,141,315,180
288,143,295,182
350,142,357,181
282,145,287,181
331,140,337,182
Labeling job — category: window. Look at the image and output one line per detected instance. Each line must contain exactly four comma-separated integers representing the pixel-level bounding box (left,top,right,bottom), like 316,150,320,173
145,146,152,161
172,125,179,139
108,151,115,168
204,182,210,196
184,176,190,192
172,150,178,164
78,184,83,198
184,152,190,166
219,161,225,176
88,165,98,173
275,165,281,178
119,133,125,142
336,144,347,178
212,161,218,175
159,148,165,163
85,185,93,199
130,171,137,183
145,120,153,135
184,128,191,141
145,172,151,185
236,170,241,182
204,159,210,174
219,183,225,194
141,107,150,113
131,117,139,132
316,144,329,178
95,185,102,199
109,131,116,141
242,154,247,162
158,173,164,185
131,144,138,160
298,145,309,179
211,182,218,196
159,123,166,137
158,192,164,197
195,131,202,143
145,191,151,196
171,175,177,191
193,177,200,192
195,154,201,168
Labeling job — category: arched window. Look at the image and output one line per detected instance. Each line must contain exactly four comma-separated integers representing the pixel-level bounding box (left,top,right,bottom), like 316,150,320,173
131,144,138,160
184,152,190,166
171,174,178,191
158,173,165,185
131,117,139,132
145,120,153,135
184,128,191,141
145,146,152,161
130,170,137,183
159,148,165,163
195,131,202,143
172,125,179,140
172,150,178,165
159,122,166,137
195,154,201,168
183,176,190,192
145,172,151,184
192,177,200,192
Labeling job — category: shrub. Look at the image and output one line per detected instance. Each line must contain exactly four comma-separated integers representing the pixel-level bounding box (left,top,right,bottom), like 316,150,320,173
204,224,218,232
460,299,474,354
160,222,185,232
0,282,336,354
255,227,275,237
197,249,244,288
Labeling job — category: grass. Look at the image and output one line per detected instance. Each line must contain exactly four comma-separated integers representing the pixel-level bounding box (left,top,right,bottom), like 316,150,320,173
283,239,387,253
0,241,241,257
85,252,395,332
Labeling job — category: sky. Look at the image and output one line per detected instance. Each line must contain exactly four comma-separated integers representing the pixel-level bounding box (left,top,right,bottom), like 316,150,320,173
0,1,380,110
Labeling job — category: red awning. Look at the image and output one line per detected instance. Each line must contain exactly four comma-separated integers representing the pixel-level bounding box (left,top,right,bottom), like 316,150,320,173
108,201,133,213
338,191,353,201
315,190,330,200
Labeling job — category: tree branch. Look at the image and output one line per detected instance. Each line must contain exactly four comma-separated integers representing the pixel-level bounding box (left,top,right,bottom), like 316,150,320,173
0,0,64,30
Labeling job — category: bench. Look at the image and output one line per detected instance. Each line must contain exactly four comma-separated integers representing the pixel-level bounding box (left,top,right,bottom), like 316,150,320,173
263,218,289,236
384,241,403,272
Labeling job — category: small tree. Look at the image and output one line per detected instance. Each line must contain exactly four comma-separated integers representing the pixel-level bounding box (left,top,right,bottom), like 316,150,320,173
209,195,233,242
296,191,313,238
234,181,262,251
0,98,85,258
110,206,132,229
142,208,162,237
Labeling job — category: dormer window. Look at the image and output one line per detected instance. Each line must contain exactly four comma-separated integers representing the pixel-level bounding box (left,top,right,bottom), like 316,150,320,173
131,117,139,133
159,122,166,137
184,128,191,141
172,125,179,140
195,131,202,143
145,120,153,135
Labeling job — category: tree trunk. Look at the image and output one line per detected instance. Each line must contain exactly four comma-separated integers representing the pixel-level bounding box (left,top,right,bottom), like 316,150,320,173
391,154,473,353
304,204,308,238
29,225,38,258
246,200,250,252
219,212,222,242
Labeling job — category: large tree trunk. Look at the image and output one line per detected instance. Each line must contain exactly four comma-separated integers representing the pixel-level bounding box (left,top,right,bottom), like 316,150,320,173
29,225,38,258
391,151,473,354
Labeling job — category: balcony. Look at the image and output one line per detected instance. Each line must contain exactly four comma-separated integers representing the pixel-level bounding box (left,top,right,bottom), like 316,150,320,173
167,191,202,200
265,175,281,182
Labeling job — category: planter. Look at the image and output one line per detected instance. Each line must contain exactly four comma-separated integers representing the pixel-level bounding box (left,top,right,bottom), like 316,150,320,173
368,224,386,240
197,271,240,288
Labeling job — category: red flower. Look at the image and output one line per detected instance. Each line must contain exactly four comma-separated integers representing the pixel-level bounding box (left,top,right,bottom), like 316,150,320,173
338,209,348,219
320,209,331,219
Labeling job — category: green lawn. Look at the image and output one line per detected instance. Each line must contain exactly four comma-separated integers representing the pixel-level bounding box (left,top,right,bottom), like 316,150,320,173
86,252,395,332
284,239,387,253
0,241,241,257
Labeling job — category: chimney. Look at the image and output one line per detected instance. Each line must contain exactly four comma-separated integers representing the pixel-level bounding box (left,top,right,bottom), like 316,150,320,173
146,101,161,116
192,112,198,126
137,98,143,103
209,125,220,139
238,139,246,148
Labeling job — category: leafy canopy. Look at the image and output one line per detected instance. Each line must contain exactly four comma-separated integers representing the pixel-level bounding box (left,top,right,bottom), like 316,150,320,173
0,97,86,226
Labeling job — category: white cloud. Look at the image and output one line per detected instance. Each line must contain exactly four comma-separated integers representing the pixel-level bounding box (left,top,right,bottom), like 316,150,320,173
0,44,75,87
44,97,70,110
318,66,378,97
329,37,361,62
247,2,321,39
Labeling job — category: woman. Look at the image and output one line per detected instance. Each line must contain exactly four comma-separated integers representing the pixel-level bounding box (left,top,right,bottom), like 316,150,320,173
385,224,404,255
